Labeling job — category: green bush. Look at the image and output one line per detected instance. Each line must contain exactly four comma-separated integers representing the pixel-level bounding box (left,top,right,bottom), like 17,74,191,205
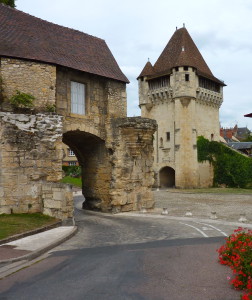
62,165,81,178
197,136,252,188
10,90,35,109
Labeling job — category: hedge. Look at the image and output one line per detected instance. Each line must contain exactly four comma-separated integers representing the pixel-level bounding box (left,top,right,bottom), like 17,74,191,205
197,136,252,188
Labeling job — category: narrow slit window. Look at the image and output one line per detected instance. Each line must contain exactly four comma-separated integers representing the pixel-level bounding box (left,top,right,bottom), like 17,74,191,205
185,74,190,81
166,132,170,141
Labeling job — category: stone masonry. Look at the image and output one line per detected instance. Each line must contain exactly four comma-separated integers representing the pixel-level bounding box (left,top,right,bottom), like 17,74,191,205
0,112,73,219
0,59,157,219
1,58,56,111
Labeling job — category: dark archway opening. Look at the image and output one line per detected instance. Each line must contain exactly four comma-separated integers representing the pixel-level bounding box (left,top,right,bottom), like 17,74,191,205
63,130,111,211
159,167,175,188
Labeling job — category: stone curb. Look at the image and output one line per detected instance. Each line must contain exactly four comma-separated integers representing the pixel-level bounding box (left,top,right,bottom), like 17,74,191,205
0,226,78,264
0,221,62,245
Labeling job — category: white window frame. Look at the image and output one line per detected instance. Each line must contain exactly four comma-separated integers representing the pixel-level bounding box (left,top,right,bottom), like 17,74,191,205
71,81,85,115
68,149,75,157
69,161,77,166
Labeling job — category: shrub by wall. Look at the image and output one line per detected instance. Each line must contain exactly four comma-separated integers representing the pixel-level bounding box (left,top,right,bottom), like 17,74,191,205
197,136,252,188
62,166,81,178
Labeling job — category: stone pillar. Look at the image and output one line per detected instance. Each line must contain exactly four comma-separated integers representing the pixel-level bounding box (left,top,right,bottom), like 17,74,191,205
108,117,157,212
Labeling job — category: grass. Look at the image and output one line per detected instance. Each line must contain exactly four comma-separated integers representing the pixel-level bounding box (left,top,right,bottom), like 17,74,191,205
0,213,58,240
166,187,252,194
61,176,82,188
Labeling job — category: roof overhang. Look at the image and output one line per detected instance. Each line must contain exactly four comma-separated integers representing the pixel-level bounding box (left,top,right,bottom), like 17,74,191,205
244,113,252,118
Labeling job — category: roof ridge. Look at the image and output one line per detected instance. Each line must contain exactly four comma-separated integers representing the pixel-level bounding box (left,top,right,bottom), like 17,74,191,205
1,3,104,42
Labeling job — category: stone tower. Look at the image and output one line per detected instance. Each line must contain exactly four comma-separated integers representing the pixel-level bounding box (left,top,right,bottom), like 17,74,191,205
138,26,225,188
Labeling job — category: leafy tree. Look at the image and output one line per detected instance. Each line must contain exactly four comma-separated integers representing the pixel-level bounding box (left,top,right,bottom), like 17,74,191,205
0,0,16,8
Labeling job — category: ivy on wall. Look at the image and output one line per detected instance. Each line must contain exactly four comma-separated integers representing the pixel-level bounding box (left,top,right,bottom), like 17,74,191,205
197,136,252,188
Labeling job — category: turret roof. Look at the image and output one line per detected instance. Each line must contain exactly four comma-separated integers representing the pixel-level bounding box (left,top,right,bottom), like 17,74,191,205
0,4,129,83
138,27,224,85
138,61,154,78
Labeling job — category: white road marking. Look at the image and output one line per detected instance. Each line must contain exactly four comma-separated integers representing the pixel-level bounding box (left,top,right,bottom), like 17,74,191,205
179,222,209,238
195,222,228,237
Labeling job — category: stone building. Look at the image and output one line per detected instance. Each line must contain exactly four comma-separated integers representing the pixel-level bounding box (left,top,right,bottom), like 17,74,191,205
138,26,225,188
0,4,157,219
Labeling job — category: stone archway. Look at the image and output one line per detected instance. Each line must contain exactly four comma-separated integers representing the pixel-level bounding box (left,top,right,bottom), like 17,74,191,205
63,130,111,211
159,167,175,188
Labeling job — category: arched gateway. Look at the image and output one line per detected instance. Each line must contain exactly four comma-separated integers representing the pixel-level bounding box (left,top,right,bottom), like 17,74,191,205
159,167,175,188
0,5,157,220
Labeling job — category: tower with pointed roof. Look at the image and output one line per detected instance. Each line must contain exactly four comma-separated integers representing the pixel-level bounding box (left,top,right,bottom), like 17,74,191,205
138,26,225,188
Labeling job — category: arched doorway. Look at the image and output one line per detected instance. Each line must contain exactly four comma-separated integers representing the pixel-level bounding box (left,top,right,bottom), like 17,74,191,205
63,130,111,211
159,167,175,188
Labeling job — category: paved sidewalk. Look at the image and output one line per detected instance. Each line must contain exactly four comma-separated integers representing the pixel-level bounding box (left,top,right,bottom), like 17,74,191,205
0,226,77,264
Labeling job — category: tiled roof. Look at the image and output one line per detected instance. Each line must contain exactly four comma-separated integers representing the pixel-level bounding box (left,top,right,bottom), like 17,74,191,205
228,142,252,150
138,61,154,78
0,4,129,83
138,27,224,85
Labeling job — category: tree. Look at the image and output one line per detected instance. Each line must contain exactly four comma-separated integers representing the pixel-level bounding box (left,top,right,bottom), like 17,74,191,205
0,0,16,8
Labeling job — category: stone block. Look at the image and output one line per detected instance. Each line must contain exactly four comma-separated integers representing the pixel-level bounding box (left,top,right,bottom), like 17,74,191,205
44,199,61,209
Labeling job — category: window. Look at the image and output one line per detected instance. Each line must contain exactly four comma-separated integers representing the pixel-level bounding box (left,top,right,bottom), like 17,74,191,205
185,74,190,81
68,149,75,156
184,66,188,71
69,161,77,166
71,81,85,114
199,76,220,93
148,76,170,90
166,132,170,141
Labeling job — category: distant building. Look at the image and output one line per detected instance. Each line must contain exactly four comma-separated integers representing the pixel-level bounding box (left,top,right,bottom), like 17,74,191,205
220,125,251,142
228,142,252,156
62,145,79,166
138,26,226,188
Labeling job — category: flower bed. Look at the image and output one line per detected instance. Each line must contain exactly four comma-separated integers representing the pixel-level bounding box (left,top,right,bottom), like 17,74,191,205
217,227,252,299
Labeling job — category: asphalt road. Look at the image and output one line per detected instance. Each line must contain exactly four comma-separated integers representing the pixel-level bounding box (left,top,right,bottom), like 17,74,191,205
0,196,244,300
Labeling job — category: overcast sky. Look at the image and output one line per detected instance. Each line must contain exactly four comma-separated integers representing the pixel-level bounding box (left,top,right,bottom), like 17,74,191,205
16,0,252,129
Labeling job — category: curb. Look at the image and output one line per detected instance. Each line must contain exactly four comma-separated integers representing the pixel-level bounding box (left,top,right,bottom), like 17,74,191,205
0,221,62,245
0,226,78,264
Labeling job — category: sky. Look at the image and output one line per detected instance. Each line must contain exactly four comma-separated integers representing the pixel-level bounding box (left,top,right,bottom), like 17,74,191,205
16,0,252,130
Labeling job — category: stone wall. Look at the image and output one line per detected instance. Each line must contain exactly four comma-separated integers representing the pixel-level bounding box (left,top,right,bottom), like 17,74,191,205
0,112,73,219
0,58,56,110
57,67,127,140
0,58,157,218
